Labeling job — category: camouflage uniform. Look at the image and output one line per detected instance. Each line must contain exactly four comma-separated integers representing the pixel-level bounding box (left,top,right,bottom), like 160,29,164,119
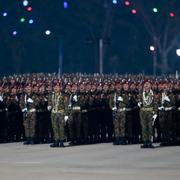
49,89,67,147
20,92,37,144
139,81,157,148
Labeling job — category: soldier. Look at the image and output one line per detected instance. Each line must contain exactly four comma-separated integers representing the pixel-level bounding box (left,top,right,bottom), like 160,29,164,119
68,83,82,145
110,81,127,145
139,81,157,148
35,84,49,143
49,83,67,147
20,83,37,145
125,82,139,144
159,81,176,146
0,84,8,143
7,86,22,142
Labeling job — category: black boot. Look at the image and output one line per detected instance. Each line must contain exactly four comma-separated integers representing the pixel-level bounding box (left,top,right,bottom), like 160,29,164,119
59,140,65,147
113,137,120,145
50,141,59,148
141,141,148,148
119,137,127,145
147,141,155,148
23,137,31,145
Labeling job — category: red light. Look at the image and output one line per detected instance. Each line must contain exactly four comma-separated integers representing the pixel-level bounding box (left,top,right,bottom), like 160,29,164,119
125,1,130,6
169,12,175,17
27,6,32,12
132,9,137,14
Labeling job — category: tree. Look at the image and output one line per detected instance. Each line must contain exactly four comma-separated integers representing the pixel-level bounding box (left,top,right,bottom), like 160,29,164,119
135,0,180,74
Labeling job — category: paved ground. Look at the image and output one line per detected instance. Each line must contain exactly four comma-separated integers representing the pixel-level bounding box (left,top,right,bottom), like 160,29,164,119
0,142,180,180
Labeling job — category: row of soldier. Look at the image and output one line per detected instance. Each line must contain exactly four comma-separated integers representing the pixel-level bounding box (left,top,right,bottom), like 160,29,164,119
0,73,180,148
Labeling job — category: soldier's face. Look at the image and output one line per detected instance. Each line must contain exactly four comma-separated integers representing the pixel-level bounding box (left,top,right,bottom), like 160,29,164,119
143,82,151,91
54,85,61,93
123,84,129,91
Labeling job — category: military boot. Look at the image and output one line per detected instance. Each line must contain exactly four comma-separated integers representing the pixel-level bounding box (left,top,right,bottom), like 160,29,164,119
113,137,120,145
59,140,65,147
50,141,59,148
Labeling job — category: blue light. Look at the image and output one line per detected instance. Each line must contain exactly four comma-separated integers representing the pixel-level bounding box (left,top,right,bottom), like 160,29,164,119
29,19,34,24
63,1,68,9
112,0,118,4
3,12,7,17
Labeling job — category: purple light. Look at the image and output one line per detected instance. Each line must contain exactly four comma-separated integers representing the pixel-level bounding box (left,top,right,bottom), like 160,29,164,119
63,1,68,9
12,31,17,36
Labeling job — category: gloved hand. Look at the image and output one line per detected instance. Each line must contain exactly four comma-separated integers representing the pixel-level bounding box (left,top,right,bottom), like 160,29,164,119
158,106,164,110
47,106,52,111
0,96,3,102
164,96,170,102
138,102,142,107
117,96,123,102
112,107,117,111
27,98,33,103
22,108,27,112
152,114,157,126
64,116,69,122
73,95,78,102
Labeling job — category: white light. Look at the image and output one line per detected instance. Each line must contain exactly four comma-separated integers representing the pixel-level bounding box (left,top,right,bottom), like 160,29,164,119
3,12,7,16
45,30,51,35
23,0,29,7
176,49,180,57
150,45,155,51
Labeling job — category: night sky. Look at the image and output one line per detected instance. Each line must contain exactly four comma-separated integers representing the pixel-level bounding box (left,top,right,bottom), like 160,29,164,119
0,0,179,76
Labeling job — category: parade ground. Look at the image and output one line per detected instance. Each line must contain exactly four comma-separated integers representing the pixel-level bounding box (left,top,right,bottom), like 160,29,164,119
0,143,180,180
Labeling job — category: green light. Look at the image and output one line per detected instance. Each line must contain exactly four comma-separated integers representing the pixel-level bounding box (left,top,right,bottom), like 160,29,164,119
153,8,158,13
20,17,25,23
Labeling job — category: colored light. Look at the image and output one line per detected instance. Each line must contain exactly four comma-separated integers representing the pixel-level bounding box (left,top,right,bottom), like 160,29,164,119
112,0,118,4
150,46,155,52
169,12,175,17
176,49,180,57
131,9,137,14
45,30,51,35
12,31,17,36
153,8,158,13
29,19,34,24
27,6,32,12
64,1,68,9
125,1,130,6
23,0,29,7
3,12,7,16
20,18,25,22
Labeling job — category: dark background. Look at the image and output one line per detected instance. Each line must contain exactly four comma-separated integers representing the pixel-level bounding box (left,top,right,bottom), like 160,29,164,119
0,0,179,76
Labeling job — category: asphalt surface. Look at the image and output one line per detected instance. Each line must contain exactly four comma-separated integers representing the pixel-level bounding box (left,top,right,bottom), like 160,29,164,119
0,142,180,180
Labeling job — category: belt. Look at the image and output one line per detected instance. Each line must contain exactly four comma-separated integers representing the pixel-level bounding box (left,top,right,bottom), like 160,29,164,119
141,107,153,111
118,108,126,112
52,109,64,113
72,106,81,111
164,107,173,111
82,109,87,113
125,108,133,111
29,109,36,113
